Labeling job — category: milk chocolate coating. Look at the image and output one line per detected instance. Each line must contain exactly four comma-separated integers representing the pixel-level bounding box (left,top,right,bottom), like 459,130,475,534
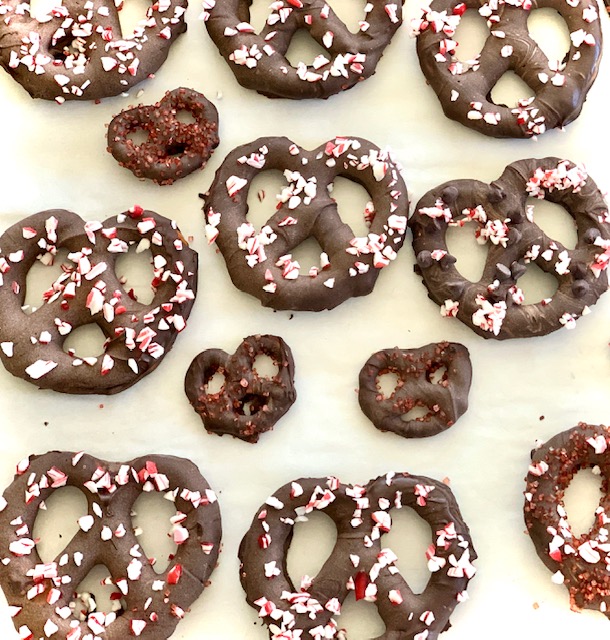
359,342,472,438
410,157,610,339
0,208,198,394
239,473,476,640
524,423,610,616
204,0,403,100
203,136,409,312
107,88,220,185
185,334,296,443
0,451,222,639
0,0,187,101
414,0,602,138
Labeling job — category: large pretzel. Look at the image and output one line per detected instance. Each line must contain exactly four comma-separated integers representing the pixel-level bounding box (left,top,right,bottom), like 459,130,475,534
0,0,187,102
0,451,222,639
0,208,197,394
239,473,476,640
203,0,403,100
410,158,610,339
413,0,602,137
203,136,409,312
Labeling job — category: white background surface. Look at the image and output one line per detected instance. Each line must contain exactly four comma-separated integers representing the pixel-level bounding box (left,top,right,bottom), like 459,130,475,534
0,1,610,638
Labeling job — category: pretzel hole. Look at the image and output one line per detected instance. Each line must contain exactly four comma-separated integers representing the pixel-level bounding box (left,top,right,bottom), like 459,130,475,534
290,237,327,273
117,0,154,38
23,248,70,314
286,510,337,589
131,491,178,573
526,198,577,250
562,466,604,538
514,262,558,305
71,565,126,618
253,354,280,378
445,221,487,282
285,30,331,67
328,176,372,238
452,10,488,62
33,486,88,563
247,169,288,231
527,8,571,65
205,370,225,395
426,364,448,385
63,324,108,358
489,72,535,109
335,597,385,638
115,246,155,304
126,129,150,146
175,110,197,125
376,371,400,398
49,33,87,63
247,0,277,32
28,0,59,21
240,393,271,416
328,0,369,33
400,405,433,423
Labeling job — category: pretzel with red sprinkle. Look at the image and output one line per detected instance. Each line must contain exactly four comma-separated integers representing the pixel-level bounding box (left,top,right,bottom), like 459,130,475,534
239,473,476,640
410,157,610,339
524,423,610,616
0,208,197,394
0,451,221,640
107,88,220,186
203,136,409,311
358,342,472,438
413,0,602,137
203,0,403,100
185,334,296,443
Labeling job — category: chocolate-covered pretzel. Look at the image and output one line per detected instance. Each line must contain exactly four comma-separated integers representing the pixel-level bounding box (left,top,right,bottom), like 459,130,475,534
107,88,220,185
203,136,408,311
0,451,221,639
524,423,610,616
239,472,476,639
410,158,610,339
0,208,197,394
185,334,296,443
413,0,602,138
203,0,403,100
0,0,187,102
359,342,472,438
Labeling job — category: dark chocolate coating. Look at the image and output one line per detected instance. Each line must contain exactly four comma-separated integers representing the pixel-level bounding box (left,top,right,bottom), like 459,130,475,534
410,157,610,339
524,423,610,616
0,451,222,639
0,208,198,394
414,0,602,138
239,473,476,640
107,88,220,185
0,0,187,102
204,0,403,100
203,136,409,311
185,334,296,443
359,342,472,438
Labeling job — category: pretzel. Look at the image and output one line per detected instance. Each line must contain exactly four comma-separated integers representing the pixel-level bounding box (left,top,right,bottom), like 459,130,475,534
0,208,197,394
184,334,296,443
358,342,472,439
203,136,408,312
0,451,221,639
524,423,610,617
410,157,610,339
239,472,476,639
203,0,403,100
107,88,220,186
413,0,602,138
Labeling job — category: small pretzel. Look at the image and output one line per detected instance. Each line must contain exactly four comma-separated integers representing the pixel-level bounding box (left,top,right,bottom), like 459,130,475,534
0,207,197,394
410,157,610,339
107,88,220,186
358,342,472,438
239,472,476,639
0,451,221,639
203,136,409,311
185,334,296,443
0,0,187,102
413,0,602,137
203,0,403,100
524,423,610,616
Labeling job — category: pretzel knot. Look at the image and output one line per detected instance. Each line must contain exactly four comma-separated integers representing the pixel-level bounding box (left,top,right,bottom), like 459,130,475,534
184,334,296,443
204,0,403,100
413,0,602,138
203,136,409,311
358,342,472,439
0,0,187,102
410,157,610,339
107,88,220,186
0,208,198,394
0,451,222,640
524,423,610,617
239,473,476,640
